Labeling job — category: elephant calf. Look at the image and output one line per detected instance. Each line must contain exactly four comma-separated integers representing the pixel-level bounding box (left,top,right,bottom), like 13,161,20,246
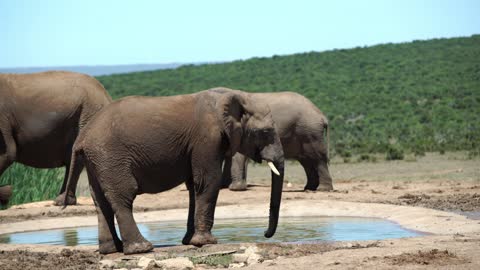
0,71,112,206
63,88,285,255
222,91,333,191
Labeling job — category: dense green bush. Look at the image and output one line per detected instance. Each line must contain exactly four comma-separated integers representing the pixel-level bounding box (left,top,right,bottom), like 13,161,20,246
96,35,480,156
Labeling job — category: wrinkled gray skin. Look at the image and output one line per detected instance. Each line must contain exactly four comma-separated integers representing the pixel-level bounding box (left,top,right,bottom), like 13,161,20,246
63,88,285,255
222,92,332,191
0,71,112,206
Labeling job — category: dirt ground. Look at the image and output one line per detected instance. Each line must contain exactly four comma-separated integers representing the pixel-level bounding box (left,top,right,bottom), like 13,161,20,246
0,152,479,269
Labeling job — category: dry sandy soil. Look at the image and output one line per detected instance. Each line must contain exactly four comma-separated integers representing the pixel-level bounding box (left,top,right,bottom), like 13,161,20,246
0,153,479,269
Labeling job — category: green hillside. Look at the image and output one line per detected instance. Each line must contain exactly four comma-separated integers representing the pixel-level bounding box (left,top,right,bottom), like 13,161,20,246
97,35,480,157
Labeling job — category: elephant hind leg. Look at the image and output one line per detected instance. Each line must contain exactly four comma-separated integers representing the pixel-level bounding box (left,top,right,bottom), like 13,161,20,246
228,153,249,191
299,159,320,191
0,129,16,206
300,159,333,191
87,167,123,254
0,128,16,175
182,177,195,245
99,171,152,255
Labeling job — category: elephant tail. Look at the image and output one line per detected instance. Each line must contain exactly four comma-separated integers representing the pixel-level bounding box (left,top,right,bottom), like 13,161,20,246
324,119,330,164
62,146,84,209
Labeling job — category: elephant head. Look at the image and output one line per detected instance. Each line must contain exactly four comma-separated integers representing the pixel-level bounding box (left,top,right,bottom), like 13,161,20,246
213,88,285,237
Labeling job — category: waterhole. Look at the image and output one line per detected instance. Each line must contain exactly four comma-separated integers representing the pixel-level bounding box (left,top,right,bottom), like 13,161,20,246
0,216,420,246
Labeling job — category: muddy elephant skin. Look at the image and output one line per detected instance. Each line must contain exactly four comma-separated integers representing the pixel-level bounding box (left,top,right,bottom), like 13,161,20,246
0,71,112,206
222,91,333,191
64,87,285,255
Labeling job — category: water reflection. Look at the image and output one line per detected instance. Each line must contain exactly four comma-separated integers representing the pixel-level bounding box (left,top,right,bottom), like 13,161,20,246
0,216,421,246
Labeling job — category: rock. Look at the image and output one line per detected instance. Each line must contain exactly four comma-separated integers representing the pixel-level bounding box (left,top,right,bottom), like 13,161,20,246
244,246,261,265
138,256,156,269
60,248,73,257
244,246,259,256
232,253,249,263
156,257,193,270
99,259,115,269
247,253,261,265
229,262,245,268
263,260,274,265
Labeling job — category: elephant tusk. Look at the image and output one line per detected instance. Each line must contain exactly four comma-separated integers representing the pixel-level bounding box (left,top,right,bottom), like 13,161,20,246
267,161,280,176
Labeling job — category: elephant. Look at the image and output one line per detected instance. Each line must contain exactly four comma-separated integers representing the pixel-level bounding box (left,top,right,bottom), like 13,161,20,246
0,185,12,206
222,91,333,191
63,87,285,255
0,71,112,206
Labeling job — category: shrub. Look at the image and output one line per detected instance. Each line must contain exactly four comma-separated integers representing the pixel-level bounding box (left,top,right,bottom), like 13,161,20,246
386,145,405,160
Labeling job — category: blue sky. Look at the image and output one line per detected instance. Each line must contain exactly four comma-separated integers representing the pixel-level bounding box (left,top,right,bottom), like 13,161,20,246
1,0,479,68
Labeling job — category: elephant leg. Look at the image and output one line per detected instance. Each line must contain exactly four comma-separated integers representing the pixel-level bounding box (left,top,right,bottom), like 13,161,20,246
300,159,333,191
102,172,152,255
188,164,222,246
300,159,319,191
220,156,232,189
54,159,81,206
228,153,249,191
87,169,123,254
182,177,195,245
0,129,16,205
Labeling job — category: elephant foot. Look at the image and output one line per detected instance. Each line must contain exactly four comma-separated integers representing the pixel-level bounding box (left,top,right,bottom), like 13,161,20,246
53,193,77,206
189,231,217,247
304,184,318,191
123,240,153,255
99,240,123,254
317,183,334,192
229,181,247,191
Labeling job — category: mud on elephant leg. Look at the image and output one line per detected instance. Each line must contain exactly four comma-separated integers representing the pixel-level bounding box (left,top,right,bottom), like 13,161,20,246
88,171,123,254
228,153,249,191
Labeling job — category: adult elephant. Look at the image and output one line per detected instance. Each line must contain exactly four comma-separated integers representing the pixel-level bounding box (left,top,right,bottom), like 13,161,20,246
0,71,112,206
63,88,285,255
222,91,333,191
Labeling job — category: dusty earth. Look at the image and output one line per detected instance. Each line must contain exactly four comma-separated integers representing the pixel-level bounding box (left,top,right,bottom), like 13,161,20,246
0,153,479,269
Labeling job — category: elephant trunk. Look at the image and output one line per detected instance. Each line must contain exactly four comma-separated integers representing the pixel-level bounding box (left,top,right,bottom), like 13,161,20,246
264,159,284,237
260,135,284,238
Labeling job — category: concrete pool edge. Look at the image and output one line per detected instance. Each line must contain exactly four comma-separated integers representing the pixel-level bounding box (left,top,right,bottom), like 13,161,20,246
0,200,478,236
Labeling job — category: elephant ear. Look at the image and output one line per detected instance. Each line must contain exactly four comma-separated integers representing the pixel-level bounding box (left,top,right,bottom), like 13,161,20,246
221,92,250,156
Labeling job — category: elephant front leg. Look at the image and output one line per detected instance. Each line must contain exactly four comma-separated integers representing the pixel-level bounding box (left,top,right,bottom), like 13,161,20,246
228,153,249,191
188,167,222,247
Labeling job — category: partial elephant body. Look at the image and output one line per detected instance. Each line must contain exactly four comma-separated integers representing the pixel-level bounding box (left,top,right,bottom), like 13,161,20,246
223,91,333,191
0,71,112,206
64,88,285,255
0,185,12,205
